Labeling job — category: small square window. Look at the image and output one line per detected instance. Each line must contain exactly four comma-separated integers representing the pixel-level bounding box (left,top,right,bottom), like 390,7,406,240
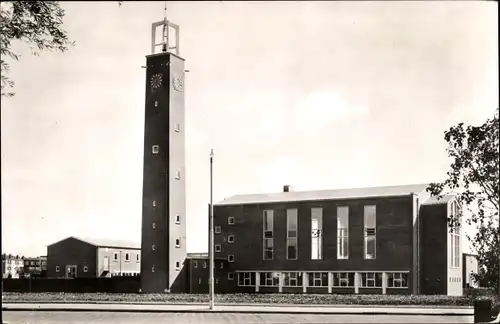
83,266,88,272
216,278,219,284
175,239,180,248
152,245,156,251
220,262,224,269
228,217,235,225
215,244,221,252
193,261,198,268
203,262,207,268
175,214,180,224
152,222,156,229
228,272,234,280
154,101,158,107
56,266,60,272
228,255,234,263
198,278,202,284
175,170,181,180
152,145,159,154
215,226,221,234
228,235,235,243
152,265,155,273
174,123,180,133
175,261,181,270
152,200,156,207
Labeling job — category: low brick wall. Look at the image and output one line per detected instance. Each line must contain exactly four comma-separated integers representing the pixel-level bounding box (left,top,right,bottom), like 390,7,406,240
1,277,141,293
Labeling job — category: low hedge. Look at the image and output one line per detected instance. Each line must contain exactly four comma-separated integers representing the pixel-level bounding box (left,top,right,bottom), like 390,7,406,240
2,292,476,306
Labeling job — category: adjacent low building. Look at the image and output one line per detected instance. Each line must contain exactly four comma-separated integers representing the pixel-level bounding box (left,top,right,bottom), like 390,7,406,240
205,183,463,296
22,256,47,278
46,237,141,278
462,253,479,289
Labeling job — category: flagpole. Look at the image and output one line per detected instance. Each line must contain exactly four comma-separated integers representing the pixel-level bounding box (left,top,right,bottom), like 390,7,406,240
209,149,215,310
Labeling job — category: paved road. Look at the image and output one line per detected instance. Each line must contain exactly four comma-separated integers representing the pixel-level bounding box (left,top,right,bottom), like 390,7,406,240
2,311,473,323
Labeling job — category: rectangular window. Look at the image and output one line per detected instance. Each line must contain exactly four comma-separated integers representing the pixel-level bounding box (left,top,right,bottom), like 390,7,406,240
386,272,409,288
174,123,180,133
83,266,88,272
203,261,207,268
193,261,198,268
450,201,460,268
260,272,280,287
283,272,303,287
113,252,119,261
215,244,221,252
361,272,383,288
228,217,235,225
175,261,181,270
125,253,130,262
228,272,234,280
151,245,156,251
337,206,349,259
175,239,180,248
175,214,181,224
364,205,376,259
332,272,355,287
286,209,298,260
175,170,181,180
152,145,159,154
237,272,256,286
215,226,221,234
228,235,235,243
56,266,60,272
311,208,323,260
136,253,140,262
228,255,234,263
152,222,156,229
263,210,274,260
308,272,328,287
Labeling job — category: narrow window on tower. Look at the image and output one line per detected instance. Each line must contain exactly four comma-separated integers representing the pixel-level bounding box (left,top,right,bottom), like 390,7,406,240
337,206,349,259
175,214,181,224
228,235,235,243
263,210,274,260
228,255,235,263
215,226,221,234
175,239,180,248
151,244,156,251
215,244,221,252
175,170,181,180
152,200,157,207
286,209,298,260
154,101,158,107
152,265,155,273
228,217,235,225
174,123,180,133
311,208,323,260
175,261,181,271
152,145,159,154
450,201,460,268
364,205,377,259
152,222,156,229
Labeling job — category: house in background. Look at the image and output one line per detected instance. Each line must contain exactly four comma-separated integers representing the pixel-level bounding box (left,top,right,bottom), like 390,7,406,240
22,256,47,278
46,237,141,278
1,254,24,279
463,253,479,289
207,183,463,296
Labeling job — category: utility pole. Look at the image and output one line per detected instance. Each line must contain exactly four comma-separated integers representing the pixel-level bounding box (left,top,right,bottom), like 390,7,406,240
209,149,215,310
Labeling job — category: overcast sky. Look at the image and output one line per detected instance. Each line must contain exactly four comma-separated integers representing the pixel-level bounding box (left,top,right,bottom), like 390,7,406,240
1,1,498,257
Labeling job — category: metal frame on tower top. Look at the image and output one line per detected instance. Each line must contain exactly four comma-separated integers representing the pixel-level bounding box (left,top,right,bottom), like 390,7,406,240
151,20,180,56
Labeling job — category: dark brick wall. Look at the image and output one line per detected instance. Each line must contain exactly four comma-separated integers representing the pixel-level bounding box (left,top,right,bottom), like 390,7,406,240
47,238,97,278
213,196,415,274
2,277,140,293
420,204,448,294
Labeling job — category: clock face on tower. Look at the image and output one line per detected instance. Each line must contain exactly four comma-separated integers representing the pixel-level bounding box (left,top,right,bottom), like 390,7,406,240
172,74,184,92
150,73,163,90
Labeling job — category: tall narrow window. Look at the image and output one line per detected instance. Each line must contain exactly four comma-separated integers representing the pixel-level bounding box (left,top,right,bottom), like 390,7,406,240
286,209,298,260
263,210,274,260
451,201,460,268
337,206,349,259
364,205,376,259
311,208,323,260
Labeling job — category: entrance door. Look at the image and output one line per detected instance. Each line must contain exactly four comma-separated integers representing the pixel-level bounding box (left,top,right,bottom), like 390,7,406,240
66,265,77,278
103,256,109,271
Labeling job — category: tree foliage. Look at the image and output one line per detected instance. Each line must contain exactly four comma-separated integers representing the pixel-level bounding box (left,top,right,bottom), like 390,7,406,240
427,108,499,292
0,1,122,97
0,1,75,97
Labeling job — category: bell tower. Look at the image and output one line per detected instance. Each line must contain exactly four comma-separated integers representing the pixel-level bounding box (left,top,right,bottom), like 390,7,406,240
140,13,187,293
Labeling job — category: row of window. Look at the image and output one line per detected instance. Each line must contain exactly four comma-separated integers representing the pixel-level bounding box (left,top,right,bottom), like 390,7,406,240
151,260,182,273
55,265,89,273
262,206,377,261
193,260,225,269
237,272,409,288
111,252,140,263
151,238,182,252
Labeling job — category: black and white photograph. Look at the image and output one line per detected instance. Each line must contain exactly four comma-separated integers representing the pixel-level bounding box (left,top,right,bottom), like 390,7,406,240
1,1,498,323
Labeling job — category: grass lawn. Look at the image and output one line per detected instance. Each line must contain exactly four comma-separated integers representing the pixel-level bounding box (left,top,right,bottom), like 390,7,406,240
1,292,479,307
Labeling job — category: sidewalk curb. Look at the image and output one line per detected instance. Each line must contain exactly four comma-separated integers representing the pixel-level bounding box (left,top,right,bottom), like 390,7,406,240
1,306,474,316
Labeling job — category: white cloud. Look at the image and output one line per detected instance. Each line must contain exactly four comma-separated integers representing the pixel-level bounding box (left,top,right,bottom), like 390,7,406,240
293,90,369,133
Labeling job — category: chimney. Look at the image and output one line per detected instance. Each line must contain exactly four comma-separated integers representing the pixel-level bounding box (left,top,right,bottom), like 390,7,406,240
283,185,294,193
